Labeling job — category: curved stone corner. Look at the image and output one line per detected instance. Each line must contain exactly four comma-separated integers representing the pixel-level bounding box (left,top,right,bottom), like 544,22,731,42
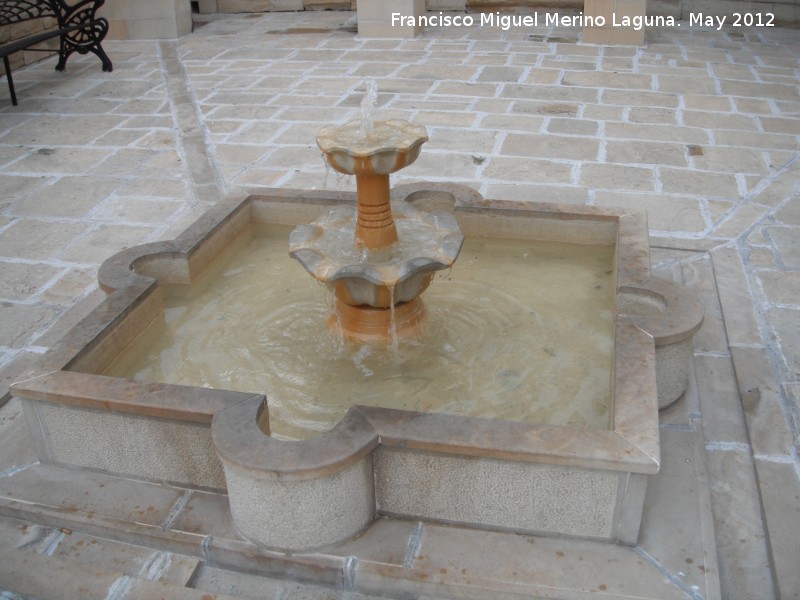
97,241,181,294
619,277,705,410
211,396,378,552
391,181,485,211
97,196,254,294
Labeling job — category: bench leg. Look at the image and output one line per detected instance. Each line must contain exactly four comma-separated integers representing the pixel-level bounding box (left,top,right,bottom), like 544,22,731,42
2,56,17,106
56,19,113,74
55,44,112,74
92,45,113,73
55,52,67,73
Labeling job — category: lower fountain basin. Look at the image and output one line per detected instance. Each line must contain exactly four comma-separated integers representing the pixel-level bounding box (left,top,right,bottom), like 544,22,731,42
289,202,463,309
11,184,703,552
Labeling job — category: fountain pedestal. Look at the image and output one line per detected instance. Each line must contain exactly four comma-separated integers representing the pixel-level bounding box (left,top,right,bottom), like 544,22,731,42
332,296,427,340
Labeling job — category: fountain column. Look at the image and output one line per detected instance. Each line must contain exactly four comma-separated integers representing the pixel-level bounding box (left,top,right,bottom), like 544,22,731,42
355,173,397,249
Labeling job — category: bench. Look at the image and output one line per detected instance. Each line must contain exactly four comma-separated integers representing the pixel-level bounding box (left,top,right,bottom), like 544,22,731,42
1,0,112,105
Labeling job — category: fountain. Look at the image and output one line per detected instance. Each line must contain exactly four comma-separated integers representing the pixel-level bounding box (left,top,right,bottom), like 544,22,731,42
289,116,463,342
8,93,704,557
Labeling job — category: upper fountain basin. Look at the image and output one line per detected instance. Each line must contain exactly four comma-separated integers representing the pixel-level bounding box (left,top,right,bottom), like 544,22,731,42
317,120,428,176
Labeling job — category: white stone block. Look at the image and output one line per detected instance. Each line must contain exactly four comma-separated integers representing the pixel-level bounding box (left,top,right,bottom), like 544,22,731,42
103,0,192,39
358,0,426,38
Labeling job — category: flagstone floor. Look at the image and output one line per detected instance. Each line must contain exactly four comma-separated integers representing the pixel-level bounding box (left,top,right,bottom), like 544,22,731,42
0,10,798,599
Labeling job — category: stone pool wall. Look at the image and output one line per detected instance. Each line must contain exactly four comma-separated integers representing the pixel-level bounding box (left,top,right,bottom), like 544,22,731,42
9,189,703,553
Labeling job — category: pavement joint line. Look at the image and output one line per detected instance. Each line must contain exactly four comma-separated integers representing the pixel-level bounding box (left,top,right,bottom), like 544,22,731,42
734,235,800,446
766,301,800,310
0,461,38,479
38,529,65,557
343,555,357,591
157,41,225,205
201,535,213,567
403,521,425,569
754,454,797,464
704,441,753,453
16,346,47,354
161,490,194,533
743,153,800,204
725,343,766,350
632,546,706,600
660,423,695,431
140,550,173,582
104,574,132,600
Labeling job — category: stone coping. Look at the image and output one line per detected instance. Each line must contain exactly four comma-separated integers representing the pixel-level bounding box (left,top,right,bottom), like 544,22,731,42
622,277,705,346
9,185,704,482
11,370,261,425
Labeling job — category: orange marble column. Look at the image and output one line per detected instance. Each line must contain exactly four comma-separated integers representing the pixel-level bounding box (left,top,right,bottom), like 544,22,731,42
355,174,398,249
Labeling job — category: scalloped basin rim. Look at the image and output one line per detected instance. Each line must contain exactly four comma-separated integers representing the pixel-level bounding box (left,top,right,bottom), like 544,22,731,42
325,259,450,285
289,203,464,295
316,119,429,159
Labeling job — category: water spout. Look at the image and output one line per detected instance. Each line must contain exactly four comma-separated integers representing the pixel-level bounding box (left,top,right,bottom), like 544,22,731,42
359,79,378,137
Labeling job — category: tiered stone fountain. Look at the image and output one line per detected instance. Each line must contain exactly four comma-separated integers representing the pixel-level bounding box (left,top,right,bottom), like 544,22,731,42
289,119,463,342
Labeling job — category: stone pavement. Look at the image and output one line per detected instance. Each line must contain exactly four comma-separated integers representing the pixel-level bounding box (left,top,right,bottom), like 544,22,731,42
0,9,798,599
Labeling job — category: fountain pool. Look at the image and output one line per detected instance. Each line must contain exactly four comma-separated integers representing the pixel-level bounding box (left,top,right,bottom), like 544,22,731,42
102,222,615,441
11,184,703,553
